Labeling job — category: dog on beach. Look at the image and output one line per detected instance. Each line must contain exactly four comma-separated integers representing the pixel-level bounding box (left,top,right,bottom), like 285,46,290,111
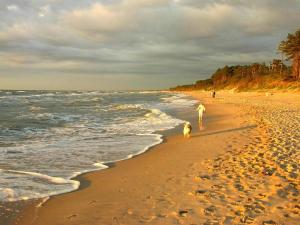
183,122,192,138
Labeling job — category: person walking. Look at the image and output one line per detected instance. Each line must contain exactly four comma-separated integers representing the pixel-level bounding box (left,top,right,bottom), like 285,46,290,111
212,91,216,98
196,103,206,123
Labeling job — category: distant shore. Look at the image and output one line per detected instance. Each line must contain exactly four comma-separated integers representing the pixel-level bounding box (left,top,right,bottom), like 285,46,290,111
12,91,300,225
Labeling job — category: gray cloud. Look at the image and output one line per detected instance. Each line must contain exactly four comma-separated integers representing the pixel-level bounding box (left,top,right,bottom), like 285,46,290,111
0,0,299,90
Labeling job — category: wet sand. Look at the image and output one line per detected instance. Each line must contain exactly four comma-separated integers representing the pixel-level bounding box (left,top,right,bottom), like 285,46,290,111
12,91,300,225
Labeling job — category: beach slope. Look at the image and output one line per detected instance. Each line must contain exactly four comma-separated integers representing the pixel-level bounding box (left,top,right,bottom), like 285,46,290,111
13,91,300,225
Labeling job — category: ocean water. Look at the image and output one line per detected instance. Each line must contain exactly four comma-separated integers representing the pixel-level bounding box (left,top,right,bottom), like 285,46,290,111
0,90,197,202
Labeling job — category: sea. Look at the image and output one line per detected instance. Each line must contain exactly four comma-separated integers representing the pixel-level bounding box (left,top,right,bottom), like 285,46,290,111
0,90,197,203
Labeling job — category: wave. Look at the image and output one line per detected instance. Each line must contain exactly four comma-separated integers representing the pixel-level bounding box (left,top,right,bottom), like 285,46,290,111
1,169,78,185
0,93,56,99
0,169,80,202
0,91,195,203
107,108,184,135
92,162,109,169
112,103,144,111
29,106,44,111
0,188,15,201
17,113,83,124
93,134,164,173
135,91,161,94
161,94,198,107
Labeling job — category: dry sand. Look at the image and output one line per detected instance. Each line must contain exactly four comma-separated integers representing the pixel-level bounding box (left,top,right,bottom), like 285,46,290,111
12,91,300,225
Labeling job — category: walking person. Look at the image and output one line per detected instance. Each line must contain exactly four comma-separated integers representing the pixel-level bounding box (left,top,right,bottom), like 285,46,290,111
212,90,216,98
196,103,206,123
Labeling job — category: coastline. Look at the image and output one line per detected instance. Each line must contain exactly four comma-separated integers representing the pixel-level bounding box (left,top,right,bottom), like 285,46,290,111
4,92,198,225
11,91,248,225
10,91,300,225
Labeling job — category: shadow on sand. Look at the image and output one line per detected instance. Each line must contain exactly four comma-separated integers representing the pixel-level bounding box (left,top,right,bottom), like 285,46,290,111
192,125,257,138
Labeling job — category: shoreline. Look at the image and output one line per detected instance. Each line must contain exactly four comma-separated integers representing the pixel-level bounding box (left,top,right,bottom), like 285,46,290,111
3,92,198,225
11,91,248,225
10,91,300,225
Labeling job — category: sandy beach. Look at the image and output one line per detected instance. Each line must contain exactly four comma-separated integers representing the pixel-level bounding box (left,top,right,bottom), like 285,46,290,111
11,91,300,225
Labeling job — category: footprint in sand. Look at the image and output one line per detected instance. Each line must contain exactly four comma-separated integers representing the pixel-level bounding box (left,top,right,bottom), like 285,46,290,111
183,100,300,224
66,214,77,219
178,209,189,217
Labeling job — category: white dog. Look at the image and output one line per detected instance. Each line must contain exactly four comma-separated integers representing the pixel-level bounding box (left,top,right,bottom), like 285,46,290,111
183,122,192,138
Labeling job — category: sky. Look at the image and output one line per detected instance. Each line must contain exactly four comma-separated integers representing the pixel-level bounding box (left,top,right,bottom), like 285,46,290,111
0,0,299,90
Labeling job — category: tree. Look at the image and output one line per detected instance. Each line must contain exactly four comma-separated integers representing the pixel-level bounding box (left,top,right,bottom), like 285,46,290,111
270,59,282,73
279,29,300,79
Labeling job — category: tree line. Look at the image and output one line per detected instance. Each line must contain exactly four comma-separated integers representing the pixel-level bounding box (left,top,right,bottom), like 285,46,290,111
171,29,300,91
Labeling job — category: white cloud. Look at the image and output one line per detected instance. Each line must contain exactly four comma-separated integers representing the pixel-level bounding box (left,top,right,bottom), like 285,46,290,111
123,0,172,8
0,23,35,42
63,3,132,34
181,3,235,38
7,4,19,12
38,5,51,17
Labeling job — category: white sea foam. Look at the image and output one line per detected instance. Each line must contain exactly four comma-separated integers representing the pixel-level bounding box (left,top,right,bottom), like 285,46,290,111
90,97,102,102
92,162,109,169
1,169,78,185
92,134,163,165
107,107,183,135
0,188,15,201
0,169,80,201
112,104,144,110
135,134,163,155
36,197,50,208
137,91,161,94
162,94,198,107
29,106,44,111
18,93,56,98
67,93,82,96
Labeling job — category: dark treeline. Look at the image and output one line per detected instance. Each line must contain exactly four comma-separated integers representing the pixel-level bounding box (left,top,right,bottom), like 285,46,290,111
171,29,300,91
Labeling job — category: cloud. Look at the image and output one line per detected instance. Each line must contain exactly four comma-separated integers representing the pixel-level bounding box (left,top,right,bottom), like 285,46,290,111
7,4,19,12
61,0,174,39
0,23,34,42
63,3,130,35
0,0,299,90
38,5,51,17
181,3,235,38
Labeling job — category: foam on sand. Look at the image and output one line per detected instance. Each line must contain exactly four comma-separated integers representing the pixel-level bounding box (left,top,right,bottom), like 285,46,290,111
0,169,80,202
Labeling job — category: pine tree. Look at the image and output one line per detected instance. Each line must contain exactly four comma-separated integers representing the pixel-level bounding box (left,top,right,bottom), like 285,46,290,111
279,29,300,79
